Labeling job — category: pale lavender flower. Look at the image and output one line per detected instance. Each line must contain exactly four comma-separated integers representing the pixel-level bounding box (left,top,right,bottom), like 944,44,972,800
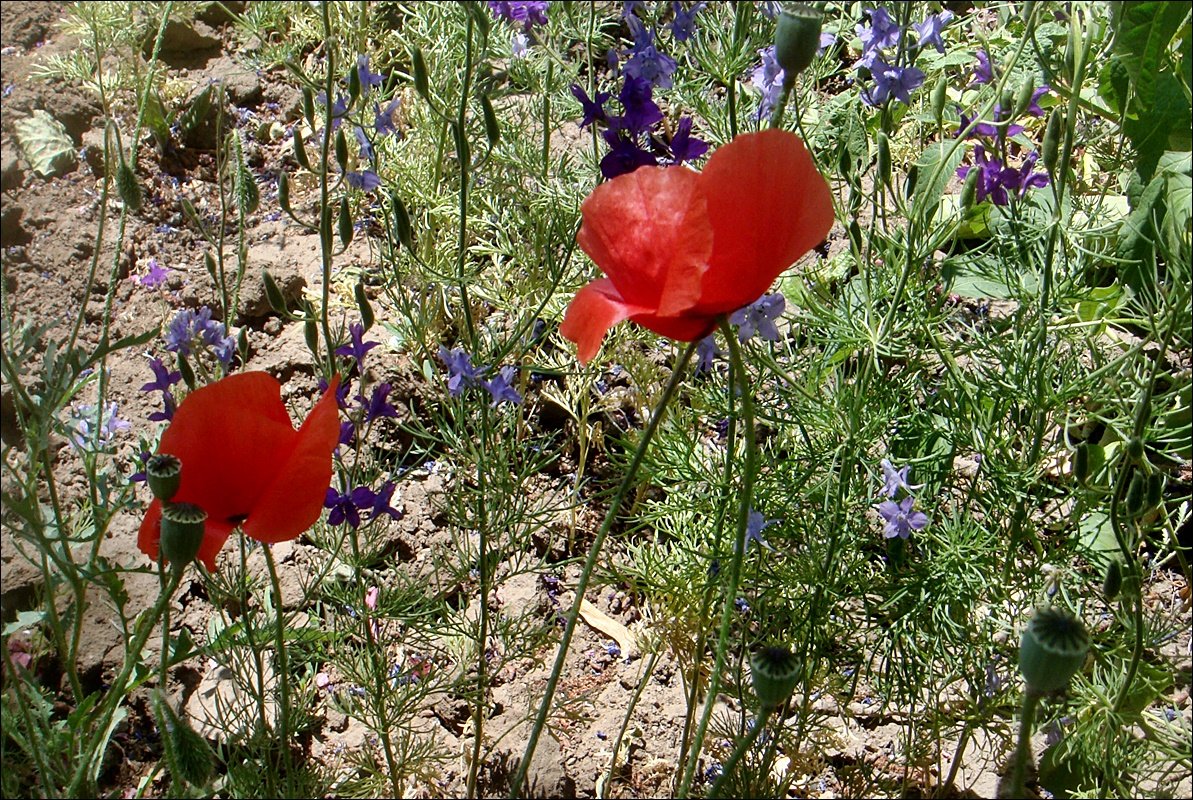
484,366,523,406
729,293,785,342
745,510,775,550
346,170,381,191
135,258,170,288
751,46,786,120
67,401,130,450
912,10,953,54
624,18,677,89
877,496,929,539
669,2,705,42
355,55,385,92
969,50,995,87
879,458,924,498
694,335,723,375
857,7,902,54
438,346,486,396
864,59,926,106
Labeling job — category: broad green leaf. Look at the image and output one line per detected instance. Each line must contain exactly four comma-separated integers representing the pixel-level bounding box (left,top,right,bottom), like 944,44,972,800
911,140,966,222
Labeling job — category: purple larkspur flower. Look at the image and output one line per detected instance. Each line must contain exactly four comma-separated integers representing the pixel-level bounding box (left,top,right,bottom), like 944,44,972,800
325,487,363,528
969,50,995,87
877,496,929,539
1026,85,1049,117
487,1,549,33
879,458,924,498
355,55,385,92
818,31,838,55
668,117,708,164
745,510,775,550
912,10,953,54
669,2,705,42
609,75,663,136
336,322,380,367
362,382,400,422
346,169,381,191
599,129,657,179
354,126,375,163
864,59,926,106
694,334,723,375
857,7,902,54
438,346,487,396
484,366,523,407
351,481,403,521
165,306,235,366
956,145,1048,206
571,84,610,128
957,109,1025,140
317,91,350,130
141,356,181,422
751,46,786,120
136,258,170,288
373,97,402,136
729,293,785,342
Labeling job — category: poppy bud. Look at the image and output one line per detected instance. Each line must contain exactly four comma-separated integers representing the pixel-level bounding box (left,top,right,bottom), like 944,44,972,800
146,454,182,502
1019,606,1089,695
116,162,143,212
750,645,802,710
150,689,215,786
159,502,207,568
774,5,823,82
1125,436,1145,465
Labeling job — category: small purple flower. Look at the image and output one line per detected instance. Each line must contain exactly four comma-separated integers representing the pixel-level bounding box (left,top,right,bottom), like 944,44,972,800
877,496,929,539
734,597,750,614
351,481,403,522
165,307,235,366
571,84,610,128
956,146,1048,206
956,109,1024,140
879,458,924,498
668,117,708,164
864,59,926,106
1026,85,1049,117
745,510,774,550
362,382,400,422
599,130,657,179
818,31,838,55
354,126,375,164
857,7,902,54
141,357,181,395
610,75,664,137
751,46,786,121
336,322,380,367
346,170,381,191
317,91,351,130
669,2,705,42
969,50,995,87
67,401,130,451
319,376,354,411
438,346,487,396
355,55,385,93
694,334,723,375
729,293,785,342
487,1,549,33
325,487,363,528
912,10,953,54
338,420,356,446
511,32,530,57
135,258,170,289
373,97,402,136
484,366,523,407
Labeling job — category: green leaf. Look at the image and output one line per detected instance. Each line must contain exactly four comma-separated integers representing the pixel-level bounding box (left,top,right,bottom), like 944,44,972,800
1110,1,1189,110
911,141,967,222
2,609,46,636
14,110,77,178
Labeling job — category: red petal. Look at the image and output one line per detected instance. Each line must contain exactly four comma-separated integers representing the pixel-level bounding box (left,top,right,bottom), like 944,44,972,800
628,310,718,343
577,165,713,316
695,130,834,315
560,279,648,365
138,498,236,572
242,377,342,543
159,372,297,527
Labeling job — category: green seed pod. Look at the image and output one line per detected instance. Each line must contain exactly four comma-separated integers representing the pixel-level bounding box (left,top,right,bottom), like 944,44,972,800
1073,443,1091,484
302,88,315,126
1014,79,1036,119
262,269,287,314
1000,89,1015,123
480,94,500,147
338,196,353,248
1102,559,1123,601
391,192,414,251
159,502,207,568
412,46,430,102
334,128,349,171
146,453,182,502
931,76,948,128
304,318,319,358
960,167,979,209
116,162,142,211
277,170,291,213
750,645,803,710
1146,472,1165,510
292,128,311,172
876,131,892,188
1124,470,1147,517
451,120,470,166
355,282,375,330
903,162,919,199
347,56,362,103
202,250,217,283
1019,606,1089,695
774,5,823,81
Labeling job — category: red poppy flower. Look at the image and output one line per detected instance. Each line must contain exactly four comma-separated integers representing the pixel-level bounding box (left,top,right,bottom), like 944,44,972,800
560,129,834,364
138,372,341,571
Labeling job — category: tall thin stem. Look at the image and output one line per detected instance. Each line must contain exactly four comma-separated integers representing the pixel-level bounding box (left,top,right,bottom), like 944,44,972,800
510,341,698,797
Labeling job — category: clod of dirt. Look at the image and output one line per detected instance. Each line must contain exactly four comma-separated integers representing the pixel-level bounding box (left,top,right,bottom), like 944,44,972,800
206,55,263,107
147,19,222,64
2,137,24,190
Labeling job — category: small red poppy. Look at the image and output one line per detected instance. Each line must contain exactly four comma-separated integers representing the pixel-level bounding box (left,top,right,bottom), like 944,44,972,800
138,372,341,571
560,129,834,364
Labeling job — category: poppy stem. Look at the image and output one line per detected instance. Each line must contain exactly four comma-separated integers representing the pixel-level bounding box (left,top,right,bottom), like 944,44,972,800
676,320,759,798
261,544,292,759
509,340,698,798
706,707,773,798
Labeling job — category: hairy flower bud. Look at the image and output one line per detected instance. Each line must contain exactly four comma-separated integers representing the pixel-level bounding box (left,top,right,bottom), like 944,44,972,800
159,502,207,568
146,453,182,502
1019,606,1089,695
774,5,823,82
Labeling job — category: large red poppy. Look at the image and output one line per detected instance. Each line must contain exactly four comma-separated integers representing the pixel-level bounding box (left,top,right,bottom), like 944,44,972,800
138,372,341,571
560,129,834,364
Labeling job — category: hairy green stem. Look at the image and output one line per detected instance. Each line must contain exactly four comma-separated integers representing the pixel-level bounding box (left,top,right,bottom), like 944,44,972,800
1006,690,1042,798
510,340,698,797
261,545,292,758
